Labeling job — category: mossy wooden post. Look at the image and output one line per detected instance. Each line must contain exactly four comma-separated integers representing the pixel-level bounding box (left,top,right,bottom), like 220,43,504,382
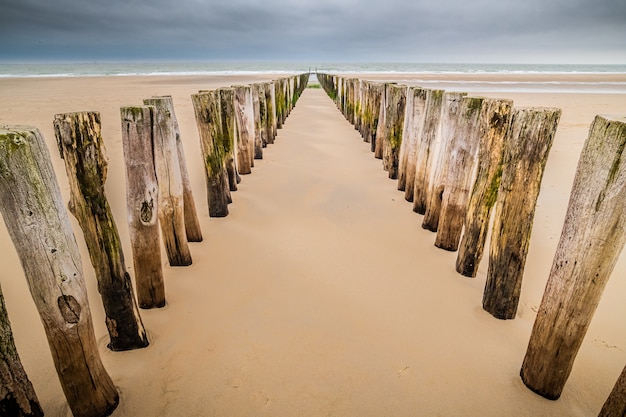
411,89,445,210
520,115,625,399
382,84,407,179
0,283,44,417
251,83,265,159
54,112,149,351
148,96,202,243
265,82,277,144
218,88,239,191
397,87,428,195
366,82,384,152
422,92,468,231
275,79,286,129
456,98,513,277
120,106,166,308
483,107,560,320
233,85,255,174
192,90,231,217
435,97,485,251
143,97,192,267
0,126,119,417
599,364,626,417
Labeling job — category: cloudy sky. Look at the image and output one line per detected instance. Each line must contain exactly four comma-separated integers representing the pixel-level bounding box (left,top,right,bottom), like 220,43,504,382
1,0,625,63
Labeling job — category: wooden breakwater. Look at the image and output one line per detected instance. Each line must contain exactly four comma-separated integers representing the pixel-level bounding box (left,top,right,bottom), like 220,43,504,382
0,73,309,417
317,73,626,410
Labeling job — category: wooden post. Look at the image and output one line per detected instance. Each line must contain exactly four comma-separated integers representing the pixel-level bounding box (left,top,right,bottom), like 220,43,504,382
382,84,407,179
434,97,485,251
233,85,255,174
192,90,232,217
483,107,560,320
251,83,265,159
422,92,468,231
54,112,149,351
143,97,192,267
275,79,286,129
397,87,428,196
456,98,513,277
120,106,166,308
0,126,119,417
411,89,445,210
218,88,239,191
365,82,384,152
520,114,624,399
265,82,277,143
148,96,202,242
0,283,44,417
599,364,626,417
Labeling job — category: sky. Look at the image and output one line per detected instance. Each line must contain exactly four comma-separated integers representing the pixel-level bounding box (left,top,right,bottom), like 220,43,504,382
1,0,625,64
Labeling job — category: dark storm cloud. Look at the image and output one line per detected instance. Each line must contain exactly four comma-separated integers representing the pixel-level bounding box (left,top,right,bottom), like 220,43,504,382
1,0,625,62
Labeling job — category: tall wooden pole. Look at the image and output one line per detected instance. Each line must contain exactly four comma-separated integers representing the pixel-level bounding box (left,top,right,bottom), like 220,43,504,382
54,112,149,351
397,87,428,196
0,126,119,417
233,85,256,174
520,115,625,399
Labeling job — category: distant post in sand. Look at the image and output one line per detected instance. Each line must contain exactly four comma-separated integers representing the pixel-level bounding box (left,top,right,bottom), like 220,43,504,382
251,83,265,158
120,106,166,309
218,88,240,191
520,115,626,400
0,126,119,417
482,107,560,320
54,111,149,351
233,85,256,175
143,97,192,267
0,282,44,417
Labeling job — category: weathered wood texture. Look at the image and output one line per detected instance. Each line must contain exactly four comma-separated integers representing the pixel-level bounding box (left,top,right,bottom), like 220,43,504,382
54,112,149,351
0,126,119,417
150,96,202,242
120,106,166,308
382,84,407,179
0,283,44,417
599,364,626,417
218,88,239,192
483,107,560,320
251,83,265,159
397,87,428,195
233,85,255,174
456,98,513,277
192,90,232,217
365,82,384,152
143,97,192,267
520,115,625,399
422,92,468,231
265,82,277,143
374,84,389,160
434,97,485,251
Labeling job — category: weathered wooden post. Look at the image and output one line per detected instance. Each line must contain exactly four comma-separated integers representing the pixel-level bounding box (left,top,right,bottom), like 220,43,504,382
435,97,485,251
599,364,626,417
0,126,119,417
275,79,286,129
218,88,239,191
148,96,202,243
456,98,513,277
422,92,468,231
54,112,149,351
120,106,166,308
192,90,232,217
483,107,560,320
233,85,256,174
382,84,407,179
365,82,384,152
0,283,44,417
265,82,277,143
251,83,265,158
143,97,192,267
520,114,624,399
411,89,444,210
398,87,428,195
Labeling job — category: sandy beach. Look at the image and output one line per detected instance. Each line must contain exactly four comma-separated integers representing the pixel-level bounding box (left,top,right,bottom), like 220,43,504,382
1,73,626,416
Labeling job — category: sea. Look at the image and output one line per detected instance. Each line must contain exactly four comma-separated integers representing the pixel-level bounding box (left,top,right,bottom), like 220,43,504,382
1,61,626,93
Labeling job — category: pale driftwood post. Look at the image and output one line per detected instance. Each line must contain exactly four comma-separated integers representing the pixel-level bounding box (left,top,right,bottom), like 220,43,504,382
411,89,444,210
0,126,119,417
483,107,560,320
0,283,44,417
233,85,255,174
435,97,485,251
265,82,277,143
599,364,626,417
252,83,265,159
456,98,513,277
54,112,149,351
520,115,625,399
143,97,192,267
374,83,387,160
218,88,239,191
422,92,468,231
398,87,428,195
149,96,202,243
192,90,231,217
120,106,166,308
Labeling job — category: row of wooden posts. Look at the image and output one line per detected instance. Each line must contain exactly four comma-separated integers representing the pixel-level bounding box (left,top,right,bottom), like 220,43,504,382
316,73,626,414
0,73,309,417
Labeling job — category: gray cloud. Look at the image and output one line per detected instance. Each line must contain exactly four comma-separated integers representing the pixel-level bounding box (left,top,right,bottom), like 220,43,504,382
1,0,625,62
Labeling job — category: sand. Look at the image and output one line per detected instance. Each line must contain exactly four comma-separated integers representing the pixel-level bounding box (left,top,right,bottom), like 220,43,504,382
0,73,625,416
